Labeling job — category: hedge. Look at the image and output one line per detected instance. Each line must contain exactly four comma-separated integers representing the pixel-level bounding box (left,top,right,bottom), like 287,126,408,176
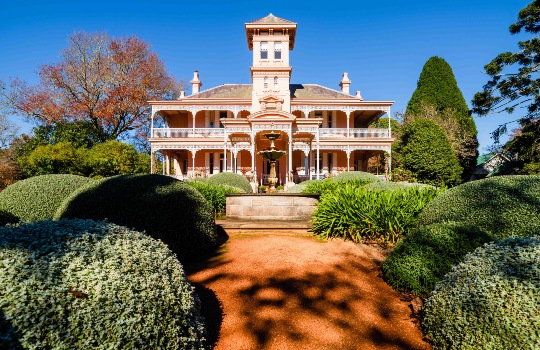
206,172,252,193
0,174,94,222
0,219,206,349
185,181,242,216
382,222,491,295
423,237,540,349
332,171,381,183
54,174,217,260
417,175,540,239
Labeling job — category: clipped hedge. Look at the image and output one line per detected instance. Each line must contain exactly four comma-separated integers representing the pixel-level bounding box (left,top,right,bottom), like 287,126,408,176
54,174,217,260
186,181,242,216
207,172,252,193
423,237,540,349
417,175,540,239
363,181,434,191
332,171,381,183
382,222,491,295
0,209,19,226
0,219,206,349
311,184,441,244
0,174,94,222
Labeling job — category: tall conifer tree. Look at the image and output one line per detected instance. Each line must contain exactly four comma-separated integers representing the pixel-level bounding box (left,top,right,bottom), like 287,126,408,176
406,56,478,180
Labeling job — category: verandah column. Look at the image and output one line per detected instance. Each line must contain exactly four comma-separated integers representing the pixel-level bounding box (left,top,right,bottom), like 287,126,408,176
316,129,320,179
287,126,292,186
223,131,228,172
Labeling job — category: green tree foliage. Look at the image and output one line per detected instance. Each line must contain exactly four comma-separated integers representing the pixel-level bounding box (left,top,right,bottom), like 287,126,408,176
85,140,149,177
396,119,462,187
506,119,540,174
406,56,478,179
23,142,87,176
472,1,540,172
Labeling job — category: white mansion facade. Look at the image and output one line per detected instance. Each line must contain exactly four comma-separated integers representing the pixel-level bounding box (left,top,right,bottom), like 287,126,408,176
149,14,394,186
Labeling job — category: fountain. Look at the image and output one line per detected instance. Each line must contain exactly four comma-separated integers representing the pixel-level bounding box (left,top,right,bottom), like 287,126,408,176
258,130,287,192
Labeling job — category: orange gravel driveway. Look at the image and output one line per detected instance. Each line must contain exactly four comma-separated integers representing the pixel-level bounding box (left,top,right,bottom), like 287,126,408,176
185,232,430,350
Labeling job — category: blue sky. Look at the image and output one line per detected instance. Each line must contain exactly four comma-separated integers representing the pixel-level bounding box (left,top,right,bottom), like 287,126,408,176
0,0,531,152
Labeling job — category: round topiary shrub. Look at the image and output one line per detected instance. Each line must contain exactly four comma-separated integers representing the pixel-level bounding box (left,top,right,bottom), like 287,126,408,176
417,175,540,239
382,222,491,295
0,219,206,349
0,174,94,222
185,180,242,216
206,172,252,193
363,181,434,191
423,237,540,349
332,171,381,183
54,174,217,260
0,209,19,226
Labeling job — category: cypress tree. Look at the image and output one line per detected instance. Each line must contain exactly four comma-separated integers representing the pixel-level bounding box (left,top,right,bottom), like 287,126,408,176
397,119,462,187
406,56,478,180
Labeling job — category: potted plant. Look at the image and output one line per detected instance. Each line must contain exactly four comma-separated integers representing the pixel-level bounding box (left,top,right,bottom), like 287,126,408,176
276,185,285,192
258,185,266,193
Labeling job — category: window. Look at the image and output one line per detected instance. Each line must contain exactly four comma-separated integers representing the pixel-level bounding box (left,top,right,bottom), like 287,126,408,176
260,42,268,59
328,111,333,128
264,77,268,89
274,77,278,89
274,42,282,59
219,111,226,128
328,153,333,173
209,121,214,128
209,153,214,174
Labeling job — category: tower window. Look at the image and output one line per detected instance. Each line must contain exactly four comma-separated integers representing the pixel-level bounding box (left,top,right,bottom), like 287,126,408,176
264,77,268,89
274,42,282,59
274,77,278,89
260,42,268,59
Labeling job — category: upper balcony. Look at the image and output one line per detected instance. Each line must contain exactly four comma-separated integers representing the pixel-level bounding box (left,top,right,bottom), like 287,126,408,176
151,127,391,140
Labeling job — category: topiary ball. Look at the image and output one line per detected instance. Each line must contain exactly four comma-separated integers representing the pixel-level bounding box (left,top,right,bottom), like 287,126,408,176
417,175,540,239
0,174,94,222
423,237,540,349
54,174,217,260
206,172,252,193
332,171,381,183
0,219,206,349
382,222,491,295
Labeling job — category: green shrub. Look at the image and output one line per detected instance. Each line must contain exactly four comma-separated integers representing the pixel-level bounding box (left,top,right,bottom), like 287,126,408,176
332,171,381,183
0,219,206,349
363,181,434,191
207,172,252,193
382,222,491,295
302,177,376,196
54,174,217,260
417,175,540,239
284,183,309,193
185,181,242,216
423,237,540,349
0,209,19,226
0,174,94,222
311,185,441,244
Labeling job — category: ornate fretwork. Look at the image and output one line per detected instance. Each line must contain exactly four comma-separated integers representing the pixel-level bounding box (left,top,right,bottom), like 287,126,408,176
292,105,390,117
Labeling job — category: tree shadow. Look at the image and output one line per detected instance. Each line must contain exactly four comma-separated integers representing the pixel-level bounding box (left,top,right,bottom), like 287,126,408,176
191,282,223,350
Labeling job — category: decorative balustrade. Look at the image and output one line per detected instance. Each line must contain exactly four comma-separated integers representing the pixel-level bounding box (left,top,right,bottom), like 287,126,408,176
319,128,390,138
152,127,390,139
152,128,225,138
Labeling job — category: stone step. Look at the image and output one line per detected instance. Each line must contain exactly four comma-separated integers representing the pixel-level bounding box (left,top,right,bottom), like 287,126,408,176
216,219,311,230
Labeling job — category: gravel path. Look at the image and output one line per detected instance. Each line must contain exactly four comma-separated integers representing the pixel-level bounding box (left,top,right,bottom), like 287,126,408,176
185,232,430,350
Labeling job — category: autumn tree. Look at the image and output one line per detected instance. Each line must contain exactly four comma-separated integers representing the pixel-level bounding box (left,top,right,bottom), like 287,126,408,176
1,32,181,142
406,56,478,180
0,114,19,149
472,0,540,173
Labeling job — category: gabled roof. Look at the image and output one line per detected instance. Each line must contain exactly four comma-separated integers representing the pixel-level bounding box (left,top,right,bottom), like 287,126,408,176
187,83,357,100
247,13,296,25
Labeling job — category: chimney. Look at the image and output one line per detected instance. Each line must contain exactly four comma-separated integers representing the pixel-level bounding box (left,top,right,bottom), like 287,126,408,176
191,70,202,94
179,90,185,99
355,90,362,100
339,72,351,95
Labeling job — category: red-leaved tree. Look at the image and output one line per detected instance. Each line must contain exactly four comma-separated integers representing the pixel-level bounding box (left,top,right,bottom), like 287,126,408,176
2,32,181,142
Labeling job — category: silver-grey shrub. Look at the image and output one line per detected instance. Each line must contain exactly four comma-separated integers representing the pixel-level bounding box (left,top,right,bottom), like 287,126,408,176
423,237,540,350
0,219,206,349
0,174,94,222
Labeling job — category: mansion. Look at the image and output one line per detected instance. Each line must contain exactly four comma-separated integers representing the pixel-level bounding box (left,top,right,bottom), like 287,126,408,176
149,14,394,187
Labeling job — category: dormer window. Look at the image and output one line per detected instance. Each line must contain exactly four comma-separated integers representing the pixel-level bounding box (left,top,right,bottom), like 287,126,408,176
264,77,268,89
274,42,282,59
260,42,268,59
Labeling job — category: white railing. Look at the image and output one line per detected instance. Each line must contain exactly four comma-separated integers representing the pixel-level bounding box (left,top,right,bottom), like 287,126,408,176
319,128,390,138
152,128,225,138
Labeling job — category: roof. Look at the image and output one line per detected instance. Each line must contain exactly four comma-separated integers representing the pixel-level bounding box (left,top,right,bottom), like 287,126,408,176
188,84,356,99
247,13,296,25
476,153,511,166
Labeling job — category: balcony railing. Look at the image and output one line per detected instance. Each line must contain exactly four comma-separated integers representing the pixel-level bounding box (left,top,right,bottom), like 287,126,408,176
152,128,225,138
152,127,391,139
319,128,390,138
